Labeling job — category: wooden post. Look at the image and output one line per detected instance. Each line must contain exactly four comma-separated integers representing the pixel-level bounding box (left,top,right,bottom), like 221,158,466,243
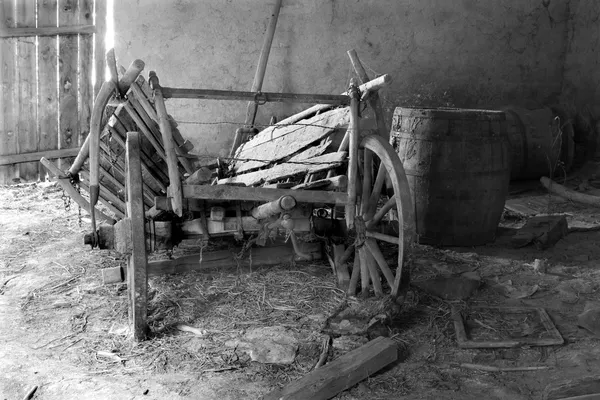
345,79,360,230
149,71,183,217
243,0,283,128
125,132,148,341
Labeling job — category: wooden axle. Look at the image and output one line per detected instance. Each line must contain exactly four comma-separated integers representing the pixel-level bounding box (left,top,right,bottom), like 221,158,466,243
251,195,296,219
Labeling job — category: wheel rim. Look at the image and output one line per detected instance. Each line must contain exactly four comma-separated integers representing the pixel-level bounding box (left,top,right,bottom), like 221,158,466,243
346,135,415,298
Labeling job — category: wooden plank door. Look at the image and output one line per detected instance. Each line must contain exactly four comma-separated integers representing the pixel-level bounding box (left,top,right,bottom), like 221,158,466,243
0,0,105,184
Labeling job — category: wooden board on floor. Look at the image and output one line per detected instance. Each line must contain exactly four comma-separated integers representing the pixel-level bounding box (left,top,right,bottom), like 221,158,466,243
263,336,398,400
16,0,39,180
218,152,347,186
37,0,59,180
233,107,350,174
58,0,79,170
0,0,18,184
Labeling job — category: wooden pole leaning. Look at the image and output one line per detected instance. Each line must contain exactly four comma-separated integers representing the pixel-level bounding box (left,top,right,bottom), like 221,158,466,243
148,71,184,217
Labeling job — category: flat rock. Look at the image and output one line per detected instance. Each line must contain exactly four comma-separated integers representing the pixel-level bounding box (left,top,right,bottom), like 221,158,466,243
412,272,481,300
578,302,600,338
225,326,298,364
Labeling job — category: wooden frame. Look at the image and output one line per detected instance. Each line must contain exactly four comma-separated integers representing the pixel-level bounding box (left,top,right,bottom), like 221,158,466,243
452,306,564,348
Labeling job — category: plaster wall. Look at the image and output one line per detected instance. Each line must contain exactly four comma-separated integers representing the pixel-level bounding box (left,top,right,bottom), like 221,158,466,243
562,0,600,109
114,0,569,160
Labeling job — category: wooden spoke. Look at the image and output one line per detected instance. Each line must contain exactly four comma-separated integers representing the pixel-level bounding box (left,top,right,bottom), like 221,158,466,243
347,254,360,296
360,148,373,214
362,247,383,297
366,231,400,245
359,248,371,297
366,196,396,229
366,165,387,218
365,239,395,289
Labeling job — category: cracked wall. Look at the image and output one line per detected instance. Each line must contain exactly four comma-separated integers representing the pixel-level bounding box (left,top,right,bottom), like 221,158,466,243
114,0,569,160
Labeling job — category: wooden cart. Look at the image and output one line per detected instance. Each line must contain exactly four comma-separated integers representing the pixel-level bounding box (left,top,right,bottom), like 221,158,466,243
42,50,415,341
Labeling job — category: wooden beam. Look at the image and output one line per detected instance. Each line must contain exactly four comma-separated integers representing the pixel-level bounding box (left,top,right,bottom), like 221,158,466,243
182,184,348,206
162,88,350,104
125,132,148,341
0,148,80,166
263,336,398,400
0,25,95,38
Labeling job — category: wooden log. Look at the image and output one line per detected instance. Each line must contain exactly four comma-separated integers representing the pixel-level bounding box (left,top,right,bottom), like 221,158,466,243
183,184,348,206
40,157,116,225
123,101,167,161
263,336,397,400
541,177,600,208
347,49,388,139
244,0,283,127
0,148,79,166
78,180,125,219
125,132,148,341
149,71,183,217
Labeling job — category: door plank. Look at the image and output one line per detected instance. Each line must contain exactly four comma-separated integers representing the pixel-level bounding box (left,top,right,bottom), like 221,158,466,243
37,0,59,179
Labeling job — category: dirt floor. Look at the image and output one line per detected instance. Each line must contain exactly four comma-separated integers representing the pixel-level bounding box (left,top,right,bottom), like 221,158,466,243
2,179,600,400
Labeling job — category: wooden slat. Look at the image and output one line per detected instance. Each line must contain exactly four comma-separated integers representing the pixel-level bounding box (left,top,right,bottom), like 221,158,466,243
16,0,38,180
183,184,349,206
93,0,106,97
161,87,351,104
0,148,80,166
37,0,59,180
58,0,79,170
218,152,347,187
0,0,18,183
234,107,350,174
78,0,94,148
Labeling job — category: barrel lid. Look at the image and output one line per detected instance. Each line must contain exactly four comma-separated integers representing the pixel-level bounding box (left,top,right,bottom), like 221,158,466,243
394,107,506,121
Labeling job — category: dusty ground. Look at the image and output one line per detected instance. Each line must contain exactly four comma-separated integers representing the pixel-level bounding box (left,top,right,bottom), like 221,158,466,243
2,180,600,400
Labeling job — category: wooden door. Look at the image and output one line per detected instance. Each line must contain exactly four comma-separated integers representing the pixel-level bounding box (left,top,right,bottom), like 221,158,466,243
0,0,106,184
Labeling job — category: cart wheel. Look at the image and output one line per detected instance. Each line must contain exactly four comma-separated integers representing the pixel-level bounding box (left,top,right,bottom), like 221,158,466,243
347,134,415,298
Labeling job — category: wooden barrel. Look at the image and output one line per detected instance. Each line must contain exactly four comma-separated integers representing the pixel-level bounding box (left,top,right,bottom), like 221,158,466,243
504,107,571,180
391,107,510,246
